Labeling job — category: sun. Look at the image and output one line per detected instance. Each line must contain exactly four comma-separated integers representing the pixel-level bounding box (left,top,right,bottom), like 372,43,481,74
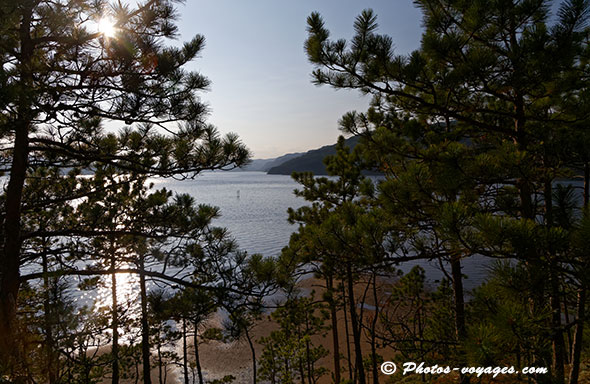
98,17,117,38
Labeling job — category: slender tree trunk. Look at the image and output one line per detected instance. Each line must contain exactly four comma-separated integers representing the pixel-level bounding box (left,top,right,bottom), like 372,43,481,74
563,290,571,363
568,162,589,384
157,342,163,384
370,273,379,384
568,288,586,384
342,283,353,382
305,315,312,383
545,179,565,384
0,5,34,373
42,239,58,384
193,325,204,384
182,318,189,384
139,255,152,384
418,303,425,382
111,241,120,384
245,327,257,384
346,262,366,384
299,357,305,384
450,256,468,384
549,263,565,384
450,257,467,339
327,275,341,384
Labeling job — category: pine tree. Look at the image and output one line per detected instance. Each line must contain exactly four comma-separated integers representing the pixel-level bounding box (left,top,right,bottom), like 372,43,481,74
257,296,328,384
305,2,590,383
0,0,249,376
282,137,394,384
0,0,248,356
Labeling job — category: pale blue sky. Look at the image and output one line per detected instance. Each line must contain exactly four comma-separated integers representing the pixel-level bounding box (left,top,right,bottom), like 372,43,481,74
176,1,423,158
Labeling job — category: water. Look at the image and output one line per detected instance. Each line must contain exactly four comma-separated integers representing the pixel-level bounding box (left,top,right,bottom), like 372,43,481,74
151,171,304,256
152,171,490,290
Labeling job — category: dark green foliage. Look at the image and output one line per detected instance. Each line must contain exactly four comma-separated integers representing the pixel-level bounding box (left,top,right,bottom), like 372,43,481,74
303,1,590,383
468,262,552,368
280,137,393,384
257,296,329,384
0,0,257,381
378,267,456,365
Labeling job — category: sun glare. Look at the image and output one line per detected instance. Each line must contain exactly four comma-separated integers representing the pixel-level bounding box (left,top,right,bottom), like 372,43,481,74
98,17,116,38
95,266,139,314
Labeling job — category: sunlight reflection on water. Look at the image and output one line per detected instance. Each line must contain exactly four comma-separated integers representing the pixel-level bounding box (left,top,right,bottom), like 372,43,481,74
94,266,140,315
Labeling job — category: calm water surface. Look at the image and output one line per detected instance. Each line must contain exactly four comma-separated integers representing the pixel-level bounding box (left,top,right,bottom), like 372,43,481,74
152,171,304,256
153,171,489,289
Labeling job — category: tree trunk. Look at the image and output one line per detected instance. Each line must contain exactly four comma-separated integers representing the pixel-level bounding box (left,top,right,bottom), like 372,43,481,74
245,327,257,384
193,325,204,384
450,256,468,384
568,288,586,384
370,273,379,384
549,263,565,384
563,290,572,363
545,179,565,384
299,356,305,384
0,4,34,372
569,162,589,384
157,342,163,384
341,282,353,382
42,239,58,384
139,255,152,384
327,275,341,384
182,318,189,384
346,262,365,384
305,314,312,383
111,242,120,384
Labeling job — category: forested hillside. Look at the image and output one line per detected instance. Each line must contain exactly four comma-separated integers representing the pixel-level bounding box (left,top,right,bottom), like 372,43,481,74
267,137,360,175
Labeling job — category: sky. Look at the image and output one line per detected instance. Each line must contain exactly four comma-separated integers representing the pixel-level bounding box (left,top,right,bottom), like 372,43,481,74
174,1,423,158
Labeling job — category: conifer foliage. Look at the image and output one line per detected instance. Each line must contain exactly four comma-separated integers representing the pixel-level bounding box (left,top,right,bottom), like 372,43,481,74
296,1,590,383
0,0,258,382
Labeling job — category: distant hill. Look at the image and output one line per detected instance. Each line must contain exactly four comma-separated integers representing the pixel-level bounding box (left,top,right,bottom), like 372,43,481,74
237,158,274,172
267,136,364,175
262,152,303,172
237,152,303,172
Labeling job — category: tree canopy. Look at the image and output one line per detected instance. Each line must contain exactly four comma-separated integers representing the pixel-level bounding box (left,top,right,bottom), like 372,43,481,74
0,0,257,381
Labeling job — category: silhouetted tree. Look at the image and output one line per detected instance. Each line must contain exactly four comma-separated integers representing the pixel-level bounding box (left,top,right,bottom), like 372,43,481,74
305,2,590,382
0,1,249,375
